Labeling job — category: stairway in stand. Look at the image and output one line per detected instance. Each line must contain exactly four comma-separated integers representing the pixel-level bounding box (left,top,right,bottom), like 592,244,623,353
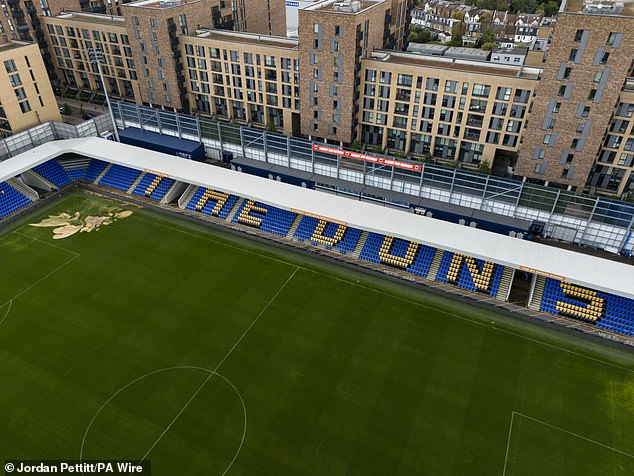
226,197,245,222
495,267,516,301
426,248,445,281
127,172,146,194
528,276,546,311
286,215,303,239
349,231,368,259
94,164,112,184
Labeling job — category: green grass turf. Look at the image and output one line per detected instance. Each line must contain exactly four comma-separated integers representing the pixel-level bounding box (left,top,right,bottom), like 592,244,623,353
1,190,634,475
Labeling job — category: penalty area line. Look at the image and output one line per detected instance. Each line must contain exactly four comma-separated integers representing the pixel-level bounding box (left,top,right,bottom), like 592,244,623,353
0,254,80,311
502,410,634,476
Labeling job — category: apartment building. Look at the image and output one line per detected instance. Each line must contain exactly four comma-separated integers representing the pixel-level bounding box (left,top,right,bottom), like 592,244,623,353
0,41,61,137
298,0,411,144
586,82,634,196
516,0,634,192
182,29,300,134
359,50,539,166
42,13,139,100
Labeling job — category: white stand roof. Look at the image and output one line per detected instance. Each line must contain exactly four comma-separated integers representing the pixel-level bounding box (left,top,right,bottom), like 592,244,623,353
2,137,633,299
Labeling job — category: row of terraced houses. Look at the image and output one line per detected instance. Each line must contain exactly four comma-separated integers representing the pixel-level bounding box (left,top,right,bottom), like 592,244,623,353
1,0,634,198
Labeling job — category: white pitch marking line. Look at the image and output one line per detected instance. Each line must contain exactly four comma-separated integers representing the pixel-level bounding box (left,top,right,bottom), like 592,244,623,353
515,411,634,460
138,267,299,465
0,300,12,327
133,213,634,373
0,254,79,311
502,411,516,476
13,230,80,257
80,366,247,476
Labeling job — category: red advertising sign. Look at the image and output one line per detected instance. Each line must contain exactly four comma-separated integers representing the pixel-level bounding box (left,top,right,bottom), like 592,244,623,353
312,144,423,172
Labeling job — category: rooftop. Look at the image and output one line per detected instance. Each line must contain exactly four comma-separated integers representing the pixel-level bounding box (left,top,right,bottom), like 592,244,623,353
370,50,542,79
0,41,33,52
306,0,383,14
54,12,126,26
192,30,299,50
492,47,528,56
124,0,196,9
562,0,634,16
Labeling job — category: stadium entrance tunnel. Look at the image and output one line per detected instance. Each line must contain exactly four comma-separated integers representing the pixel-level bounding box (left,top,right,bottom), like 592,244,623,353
81,367,246,473
508,270,534,307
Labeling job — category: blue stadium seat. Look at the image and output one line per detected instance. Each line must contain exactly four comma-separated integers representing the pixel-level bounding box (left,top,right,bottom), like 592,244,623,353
232,199,296,237
98,164,142,192
359,233,436,277
293,216,362,254
435,251,503,296
0,181,32,219
84,160,110,182
33,160,71,188
185,187,239,219
540,278,634,336
132,174,176,201
67,168,87,181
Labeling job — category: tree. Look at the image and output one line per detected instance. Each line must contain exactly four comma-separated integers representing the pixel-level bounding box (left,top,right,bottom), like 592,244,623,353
79,104,85,116
481,42,496,50
542,0,560,16
478,160,492,174
481,28,495,44
447,34,463,47
266,121,278,133
350,139,362,151
62,104,72,115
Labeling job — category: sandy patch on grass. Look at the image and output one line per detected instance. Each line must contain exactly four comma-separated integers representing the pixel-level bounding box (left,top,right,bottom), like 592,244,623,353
30,209,133,239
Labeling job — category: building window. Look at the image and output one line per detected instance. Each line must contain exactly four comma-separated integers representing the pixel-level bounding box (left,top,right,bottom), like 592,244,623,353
313,23,319,33
569,49,578,61
563,67,571,79
19,100,30,113
588,89,597,100
600,52,610,64
574,29,583,41
472,84,490,97
14,87,26,100
3,59,16,73
9,73,21,87
582,105,591,117
607,32,619,46
543,134,551,145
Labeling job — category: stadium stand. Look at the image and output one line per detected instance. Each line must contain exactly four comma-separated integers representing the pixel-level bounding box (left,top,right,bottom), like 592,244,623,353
4,136,634,341
294,216,362,254
98,164,142,192
233,199,296,237
436,251,504,297
541,278,634,336
84,159,110,183
0,181,32,219
33,160,71,188
132,174,176,201
359,233,437,277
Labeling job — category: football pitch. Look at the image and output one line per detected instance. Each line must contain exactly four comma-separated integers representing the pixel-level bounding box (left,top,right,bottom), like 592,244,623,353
2,190,634,475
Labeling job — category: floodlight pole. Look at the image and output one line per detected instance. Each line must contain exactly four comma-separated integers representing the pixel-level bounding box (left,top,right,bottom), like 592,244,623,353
88,47,120,142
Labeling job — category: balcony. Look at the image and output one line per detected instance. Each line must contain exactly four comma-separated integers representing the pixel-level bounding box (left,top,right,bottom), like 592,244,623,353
623,77,634,92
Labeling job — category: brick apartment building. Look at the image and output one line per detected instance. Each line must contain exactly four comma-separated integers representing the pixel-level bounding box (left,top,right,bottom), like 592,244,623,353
3,0,634,197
